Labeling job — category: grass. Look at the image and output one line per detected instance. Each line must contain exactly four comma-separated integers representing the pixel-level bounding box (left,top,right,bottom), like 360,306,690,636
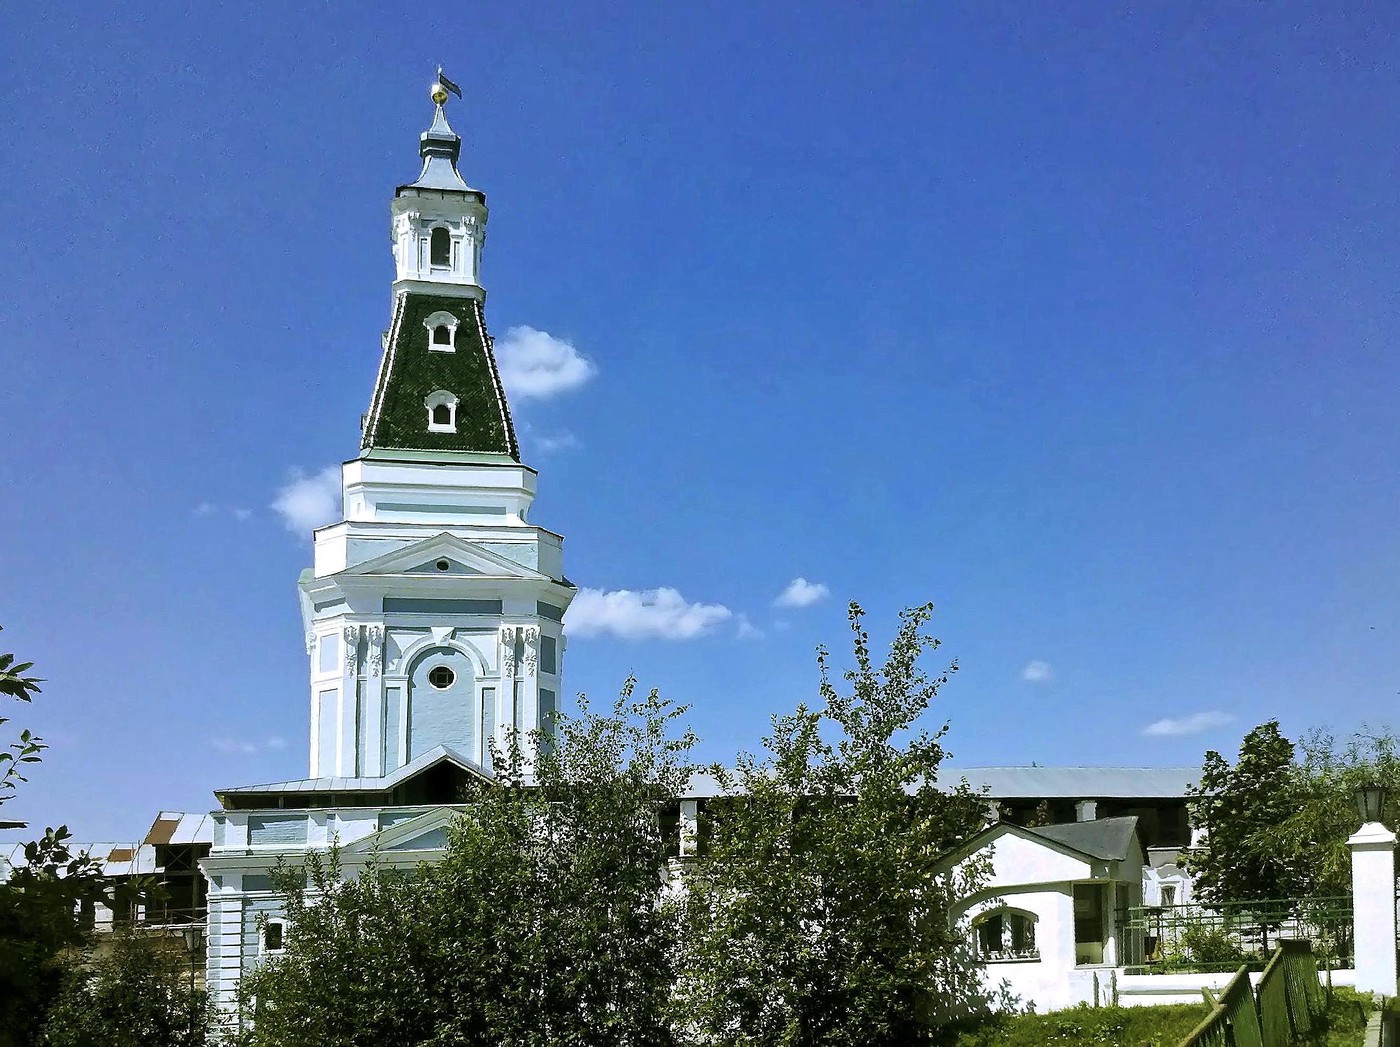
948,987,1374,1047
950,1003,1209,1047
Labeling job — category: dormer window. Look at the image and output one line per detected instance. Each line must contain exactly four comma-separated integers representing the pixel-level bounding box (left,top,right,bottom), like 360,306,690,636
424,390,458,433
422,311,459,353
430,227,451,268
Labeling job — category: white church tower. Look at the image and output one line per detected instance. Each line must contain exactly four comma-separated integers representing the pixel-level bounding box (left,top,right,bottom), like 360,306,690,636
299,80,573,781
202,81,576,1012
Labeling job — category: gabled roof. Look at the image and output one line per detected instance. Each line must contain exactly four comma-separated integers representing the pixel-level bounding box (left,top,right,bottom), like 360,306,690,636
1025,816,1142,862
933,815,1143,874
362,293,517,458
216,744,492,802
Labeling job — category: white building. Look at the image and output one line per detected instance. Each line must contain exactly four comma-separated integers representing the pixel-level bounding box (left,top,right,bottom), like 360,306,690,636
933,815,1147,1011
200,79,575,1014
191,79,1216,1020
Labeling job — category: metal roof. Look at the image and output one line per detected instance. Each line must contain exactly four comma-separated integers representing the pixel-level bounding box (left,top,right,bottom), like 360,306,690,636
143,811,212,846
217,744,491,798
679,765,1198,800
939,766,1198,799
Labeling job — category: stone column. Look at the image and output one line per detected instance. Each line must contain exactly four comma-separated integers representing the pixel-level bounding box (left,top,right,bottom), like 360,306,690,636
1348,820,1397,996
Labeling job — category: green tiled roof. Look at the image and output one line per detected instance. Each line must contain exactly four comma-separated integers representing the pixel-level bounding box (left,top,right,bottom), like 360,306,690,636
362,293,518,457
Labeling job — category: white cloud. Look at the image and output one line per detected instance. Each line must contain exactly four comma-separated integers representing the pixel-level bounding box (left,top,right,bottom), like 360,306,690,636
271,466,342,535
496,326,596,401
735,614,763,641
1143,711,1235,738
566,587,732,641
194,502,255,522
1021,660,1054,683
214,735,290,755
774,577,830,608
535,431,581,454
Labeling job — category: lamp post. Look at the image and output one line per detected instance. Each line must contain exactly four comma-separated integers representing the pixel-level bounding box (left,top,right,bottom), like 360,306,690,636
181,924,203,1039
1348,781,1396,996
1356,782,1387,826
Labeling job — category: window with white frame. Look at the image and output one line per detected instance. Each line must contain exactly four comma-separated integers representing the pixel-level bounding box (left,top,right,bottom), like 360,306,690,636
262,919,285,954
423,310,459,352
973,908,1038,962
424,390,458,433
429,226,451,268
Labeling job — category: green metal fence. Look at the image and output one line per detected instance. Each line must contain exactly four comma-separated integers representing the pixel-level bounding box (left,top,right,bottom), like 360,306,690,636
1177,940,1326,1047
1178,964,1263,1047
1126,897,1352,973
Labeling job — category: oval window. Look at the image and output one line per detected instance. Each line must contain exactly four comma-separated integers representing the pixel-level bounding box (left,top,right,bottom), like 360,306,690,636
428,666,455,689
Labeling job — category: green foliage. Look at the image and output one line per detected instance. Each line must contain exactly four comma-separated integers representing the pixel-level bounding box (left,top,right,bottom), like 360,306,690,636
40,933,211,1047
1310,986,1372,1047
236,680,695,1047
1183,721,1310,904
1185,719,1400,906
1263,726,1400,900
949,1002,1209,1047
0,625,46,805
1177,925,1247,966
0,828,157,1047
672,602,995,1046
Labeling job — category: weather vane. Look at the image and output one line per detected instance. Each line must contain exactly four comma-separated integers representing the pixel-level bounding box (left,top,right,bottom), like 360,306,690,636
431,67,462,106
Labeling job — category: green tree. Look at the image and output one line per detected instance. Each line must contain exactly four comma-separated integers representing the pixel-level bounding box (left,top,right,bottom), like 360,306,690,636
0,625,46,805
672,603,994,1047
237,681,695,1047
0,629,163,1047
1262,725,1400,899
40,933,211,1047
1182,720,1310,904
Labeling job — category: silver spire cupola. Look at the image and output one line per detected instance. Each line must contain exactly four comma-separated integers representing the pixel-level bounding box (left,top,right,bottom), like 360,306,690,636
403,73,475,194
390,72,489,297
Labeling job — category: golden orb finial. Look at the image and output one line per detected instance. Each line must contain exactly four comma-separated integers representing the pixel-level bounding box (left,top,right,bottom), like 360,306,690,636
430,80,449,105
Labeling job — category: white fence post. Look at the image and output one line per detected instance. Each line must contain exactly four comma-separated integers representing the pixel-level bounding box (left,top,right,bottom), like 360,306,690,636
1348,819,1397,996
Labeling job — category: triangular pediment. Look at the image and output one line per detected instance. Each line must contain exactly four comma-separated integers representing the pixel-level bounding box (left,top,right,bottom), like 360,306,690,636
341,532,547,582
343,806,459,857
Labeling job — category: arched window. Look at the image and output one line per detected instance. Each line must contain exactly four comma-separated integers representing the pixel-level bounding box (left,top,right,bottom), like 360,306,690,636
423,311,460,352
430,227,451,267
972,908,1038,962
424,390,458,433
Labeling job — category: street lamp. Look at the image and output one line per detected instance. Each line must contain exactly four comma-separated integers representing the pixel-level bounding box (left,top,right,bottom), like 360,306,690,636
180,925,203,1040
1354,781,1388,825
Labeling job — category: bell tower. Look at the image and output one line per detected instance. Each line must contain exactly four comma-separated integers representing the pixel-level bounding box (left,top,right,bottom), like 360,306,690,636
389,75,488,298
296,76,573,780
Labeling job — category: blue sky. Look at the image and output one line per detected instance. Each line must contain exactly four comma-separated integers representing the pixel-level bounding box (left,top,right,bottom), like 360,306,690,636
3,3,1399,840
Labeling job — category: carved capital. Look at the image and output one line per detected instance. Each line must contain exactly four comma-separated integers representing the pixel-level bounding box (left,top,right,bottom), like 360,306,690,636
499,625,518,677
344,625,360,675
367,626,383,677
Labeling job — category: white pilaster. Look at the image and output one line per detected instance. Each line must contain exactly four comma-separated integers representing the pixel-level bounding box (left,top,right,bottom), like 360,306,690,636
1348,821,1397,996
679,800,700,858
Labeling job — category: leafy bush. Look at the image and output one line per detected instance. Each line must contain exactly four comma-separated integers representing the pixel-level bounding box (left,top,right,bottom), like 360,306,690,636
40,933,210,1047
1179,924,1249,965
950,1002,1209,1047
